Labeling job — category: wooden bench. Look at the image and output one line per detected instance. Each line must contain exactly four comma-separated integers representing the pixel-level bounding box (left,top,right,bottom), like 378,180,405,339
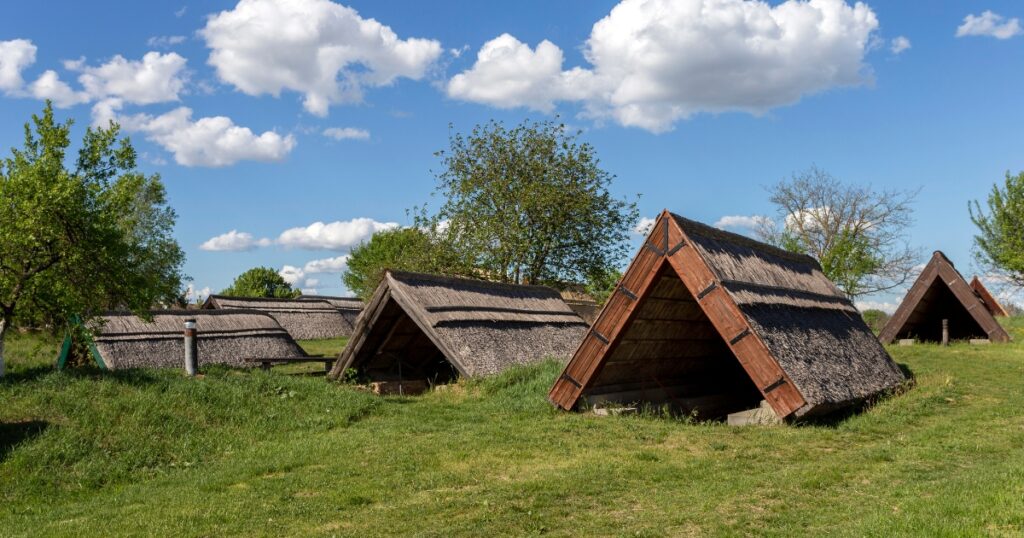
243,355,336,372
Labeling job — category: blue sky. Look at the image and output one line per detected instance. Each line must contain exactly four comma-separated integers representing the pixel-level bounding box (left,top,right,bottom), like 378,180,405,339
1,0,1022,310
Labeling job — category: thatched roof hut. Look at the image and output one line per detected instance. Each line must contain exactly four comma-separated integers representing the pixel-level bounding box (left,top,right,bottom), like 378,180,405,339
92,310,306,369
327,270,588,384
549,210,906,420
297,295,364,333
879,252,1010,344
203,295,352,339
969,276,1009,317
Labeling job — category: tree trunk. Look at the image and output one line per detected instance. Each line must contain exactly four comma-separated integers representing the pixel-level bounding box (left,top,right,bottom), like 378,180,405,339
0,318,6,378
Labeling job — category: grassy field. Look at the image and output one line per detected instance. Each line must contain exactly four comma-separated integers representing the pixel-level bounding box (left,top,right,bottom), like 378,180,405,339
1,324,1023,537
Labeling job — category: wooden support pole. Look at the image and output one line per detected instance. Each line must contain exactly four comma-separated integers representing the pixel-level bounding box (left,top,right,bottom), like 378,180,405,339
184,319,198,376
941,318,949,346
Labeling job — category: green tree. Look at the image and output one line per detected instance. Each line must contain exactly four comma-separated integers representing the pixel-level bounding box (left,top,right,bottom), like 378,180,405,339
0,103,186,376
343,227,467,300
970,171,1024,288
417,119,639,287
861,309,890,334
221,267,299,298
757,166,919,299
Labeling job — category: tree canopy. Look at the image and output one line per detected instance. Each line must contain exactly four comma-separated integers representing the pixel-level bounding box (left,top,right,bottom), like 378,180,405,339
757,166,919,299
0,102,185,375
221,267,299,298
416,119,638,288
343,227,466,300
970,171,1024,288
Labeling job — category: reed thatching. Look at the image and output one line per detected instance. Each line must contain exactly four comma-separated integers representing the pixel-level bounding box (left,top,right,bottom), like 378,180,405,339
550,210,905,420
203,295,353,339
969,276,1009,317
879,252,1010,344
298,295,364,334
328,271,588,383
91,310,306,369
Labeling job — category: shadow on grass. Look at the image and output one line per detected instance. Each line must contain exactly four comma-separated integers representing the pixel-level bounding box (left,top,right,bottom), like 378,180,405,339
795,362,917,428
0,420,48,462
1,365,55,384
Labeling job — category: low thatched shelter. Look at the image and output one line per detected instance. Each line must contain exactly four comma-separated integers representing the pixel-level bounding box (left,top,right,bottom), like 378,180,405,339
879,252,1010,344
92,310,306,369
203,295,351,340
327,271,588,385
298,295,364,334
969,276,1009,317
549,210,906,420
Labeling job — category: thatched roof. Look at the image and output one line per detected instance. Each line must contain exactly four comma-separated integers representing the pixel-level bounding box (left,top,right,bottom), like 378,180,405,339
969,276,1009,317
298,295,364,311
549,210,905,420
328,270,588,382
91,310,306,369
203,295,354,339
879,252,1010,344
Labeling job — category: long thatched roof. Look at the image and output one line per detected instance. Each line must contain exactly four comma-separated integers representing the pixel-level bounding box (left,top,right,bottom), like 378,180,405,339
203,295,356,339
879,252,1010,344
969,276,1009,317
549,210,906,420
92,310,306,369
328,271,588,382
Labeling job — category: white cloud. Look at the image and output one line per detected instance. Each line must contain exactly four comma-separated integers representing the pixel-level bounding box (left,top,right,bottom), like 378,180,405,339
0,39,37,92
75,51,187,105
301,288,319,295
277,218,398,250
175,6,187,17
890,36,911,54
303,255,350,273
29,70,89,107
714,215,771,232
449,0,879,132
118,107,296,167
200,0,443,116
304,278,320,288
956,11,1022,39
323,127,370,140
279,265,305,285
855,300,898,314
633,216,657,235
199,230,272,251
185,284,212,303
147,35,187,48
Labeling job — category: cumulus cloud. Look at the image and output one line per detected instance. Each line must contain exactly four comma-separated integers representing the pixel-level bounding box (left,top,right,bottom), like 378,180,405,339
323,127,370,140
118,107,296,167
956,11,1022,39
29,70,89,107
147,35,188,48
75,51,187,105
184,284,212,303
0,39,36,92
277,218,398,250
634,216,657,235
199,230,272,251
302,255,350,273
713,215,771,232
890,36,911,54
200,0,443,116
449,0,880,132
304,278,320,288
279,265,305,285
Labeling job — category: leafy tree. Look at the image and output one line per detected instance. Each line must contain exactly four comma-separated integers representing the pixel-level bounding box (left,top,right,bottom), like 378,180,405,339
221,267,299,298
417,119,639,287
757,166,919,299
343,227,467,300
584,268,622,306
969,171,1024,288
861,309,890,334
0,103,185,376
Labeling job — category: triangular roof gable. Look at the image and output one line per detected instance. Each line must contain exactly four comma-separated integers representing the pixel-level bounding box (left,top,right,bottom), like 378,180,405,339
549,210,904,419
879,252,1010,344
970,276,1009,317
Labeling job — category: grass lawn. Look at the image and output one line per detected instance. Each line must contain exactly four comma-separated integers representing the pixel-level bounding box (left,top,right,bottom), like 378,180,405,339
1,323,1023,536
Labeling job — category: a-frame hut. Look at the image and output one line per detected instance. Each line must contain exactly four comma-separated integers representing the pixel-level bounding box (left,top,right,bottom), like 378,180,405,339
969,276,1009,317
878,252,1010,344
203,295,351,340
327,271,588,385
549,210,906,420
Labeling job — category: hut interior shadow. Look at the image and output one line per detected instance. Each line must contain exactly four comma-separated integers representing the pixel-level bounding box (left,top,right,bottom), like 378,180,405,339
582,265,762,420
353,298,459,386
895,277,987,342
0,420,48,462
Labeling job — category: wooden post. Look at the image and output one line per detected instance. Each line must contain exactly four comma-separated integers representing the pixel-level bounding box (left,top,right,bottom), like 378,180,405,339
184,319,198,376
941,318,949,346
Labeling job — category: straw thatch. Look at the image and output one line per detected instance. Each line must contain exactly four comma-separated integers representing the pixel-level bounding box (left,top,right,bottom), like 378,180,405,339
91,310,306,369
879,252,1010,344
297,295,364,334
203,295,353,339
550,210,905,420
969,276,1009,317
328,271,588,383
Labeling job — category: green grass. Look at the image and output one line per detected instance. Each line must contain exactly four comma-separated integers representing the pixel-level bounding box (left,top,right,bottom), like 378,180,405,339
1,323,1023,536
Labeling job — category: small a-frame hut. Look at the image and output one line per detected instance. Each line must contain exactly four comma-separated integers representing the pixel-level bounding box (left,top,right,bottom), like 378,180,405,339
297,295,364,334
969,276,1009,317
549,210,906,420
879,252,1010,344
92,310,306,369
203,295,351,339
327,271,588,385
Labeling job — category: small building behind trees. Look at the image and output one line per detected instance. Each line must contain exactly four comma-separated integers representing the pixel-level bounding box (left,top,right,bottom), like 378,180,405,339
328,271,588,390
203,295,354,339
879,252,1010,344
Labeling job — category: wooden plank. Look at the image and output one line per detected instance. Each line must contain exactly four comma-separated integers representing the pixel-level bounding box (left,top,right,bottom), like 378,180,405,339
937,263,1010,343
